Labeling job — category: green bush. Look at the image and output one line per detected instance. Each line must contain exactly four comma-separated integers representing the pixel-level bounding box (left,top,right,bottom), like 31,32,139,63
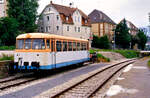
89,49,95,54
0,46,15,50
0,54,14,61
92,35,110,49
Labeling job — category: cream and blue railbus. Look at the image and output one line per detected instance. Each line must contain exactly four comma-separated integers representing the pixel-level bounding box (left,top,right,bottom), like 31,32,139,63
14,33,90,70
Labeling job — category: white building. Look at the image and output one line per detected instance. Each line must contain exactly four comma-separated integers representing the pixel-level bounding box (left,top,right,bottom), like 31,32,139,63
0,0,7,17
38,1,91,40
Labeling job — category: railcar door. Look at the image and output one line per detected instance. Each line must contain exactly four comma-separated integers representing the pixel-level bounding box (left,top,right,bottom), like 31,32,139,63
51,40,56,69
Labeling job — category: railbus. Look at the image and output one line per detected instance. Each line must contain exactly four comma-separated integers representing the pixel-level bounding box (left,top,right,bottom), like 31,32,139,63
14,33,90,70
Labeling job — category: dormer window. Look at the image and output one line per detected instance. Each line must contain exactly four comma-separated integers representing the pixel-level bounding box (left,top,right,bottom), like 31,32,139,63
85,20,87,23
57,15,59,20
66,17,69,21
78,17,80,22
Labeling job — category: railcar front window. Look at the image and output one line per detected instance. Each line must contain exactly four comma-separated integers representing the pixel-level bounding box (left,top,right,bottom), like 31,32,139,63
17,40,24,49
25,39,31,49
32,39,45,49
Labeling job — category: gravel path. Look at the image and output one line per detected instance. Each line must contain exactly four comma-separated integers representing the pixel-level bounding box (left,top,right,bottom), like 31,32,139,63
0,63,108,98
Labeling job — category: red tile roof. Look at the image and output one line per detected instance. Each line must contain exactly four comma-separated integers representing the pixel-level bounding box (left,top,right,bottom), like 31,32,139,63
44,2,90,26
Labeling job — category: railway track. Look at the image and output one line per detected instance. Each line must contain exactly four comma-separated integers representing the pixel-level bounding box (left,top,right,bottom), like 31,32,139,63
0,73,36,90
0,73,34,83
48,59,136,98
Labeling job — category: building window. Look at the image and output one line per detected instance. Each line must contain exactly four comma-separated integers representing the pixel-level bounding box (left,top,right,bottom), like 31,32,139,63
49,8,51,11
56,26,59,30
41,27,43,30
78,27,80,32
48,26,50,30
85,28,87,33
46,27,48,32
78,17,80,22
76,11,78,15
75,26,77,32
67,26,69,31
47,16,49,21
56,15,59,20
75,16,76,22
85,20,87,23
66,17,69,21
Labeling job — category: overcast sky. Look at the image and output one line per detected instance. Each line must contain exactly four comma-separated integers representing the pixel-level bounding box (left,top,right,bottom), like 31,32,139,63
38,0,150,27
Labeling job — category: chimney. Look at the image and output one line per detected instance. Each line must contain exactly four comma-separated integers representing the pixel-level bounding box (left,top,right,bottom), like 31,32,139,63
69,2,74,8
50,1,53,4
69,3,72,7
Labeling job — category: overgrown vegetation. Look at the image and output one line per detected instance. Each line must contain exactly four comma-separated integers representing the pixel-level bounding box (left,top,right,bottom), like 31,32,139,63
147,60,150,67
97,53,110,62
90,49,139,58
0,54,14,61
0,46,15,50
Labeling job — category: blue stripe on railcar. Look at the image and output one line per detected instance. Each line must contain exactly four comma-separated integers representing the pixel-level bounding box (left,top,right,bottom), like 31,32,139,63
14,58,90,70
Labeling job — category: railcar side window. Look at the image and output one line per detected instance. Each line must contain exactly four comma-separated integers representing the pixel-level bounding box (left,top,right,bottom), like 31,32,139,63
32,39,45,49
81,43,86,50
68,42,72,51
56,41,62,52
84,43,86,50
25,39,31,49
77,42,80,51
63,41,67,51
81,43,84,50
17,39,24,49
46,39,50,49
51,40,54,52
73,42,76,51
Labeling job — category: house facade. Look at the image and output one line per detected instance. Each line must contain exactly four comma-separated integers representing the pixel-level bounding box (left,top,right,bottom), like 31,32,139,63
120,19,139,36
0,0,7,17
126,20,139,36
38,1,91,40
88,9,116,40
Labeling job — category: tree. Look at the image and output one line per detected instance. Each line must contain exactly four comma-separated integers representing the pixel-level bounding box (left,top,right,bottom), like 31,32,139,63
92,35,110,49
137,30,147,50
7,0,39,32
115,19,131,49
0,17,20,46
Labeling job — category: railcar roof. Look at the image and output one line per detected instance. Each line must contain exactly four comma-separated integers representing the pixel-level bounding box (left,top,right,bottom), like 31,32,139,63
16,33,88,41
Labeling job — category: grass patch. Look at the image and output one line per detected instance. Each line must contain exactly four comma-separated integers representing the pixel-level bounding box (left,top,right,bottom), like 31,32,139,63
90,49,139,58
0,46,15,50
0,54,14,61
114,50,139,58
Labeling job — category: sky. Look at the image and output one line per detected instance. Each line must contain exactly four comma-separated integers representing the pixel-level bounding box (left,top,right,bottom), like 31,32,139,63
38,0,150,28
